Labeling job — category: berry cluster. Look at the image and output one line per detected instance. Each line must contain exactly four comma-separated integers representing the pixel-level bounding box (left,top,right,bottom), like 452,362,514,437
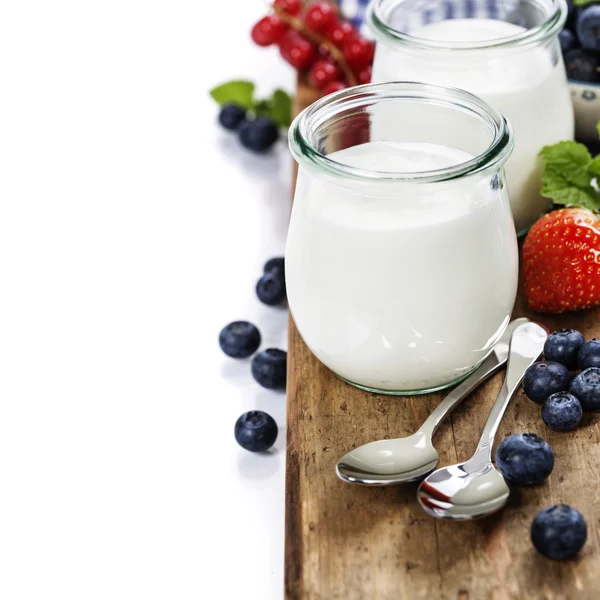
219,257,287,452
219,104,280,152
560,2,600,82
489,327,597,561
251,0,374,96
523,328,600,431
495,429,587,560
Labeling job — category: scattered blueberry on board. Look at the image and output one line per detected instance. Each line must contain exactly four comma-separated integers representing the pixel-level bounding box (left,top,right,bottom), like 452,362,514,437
495,433,554,487
234,410,278,452
542,392,583,432
219,321,262,358
578,338,600,369
252,348,287,390
544,328,584,369
570,367,600,410
522,361,571,404
531,505,587,560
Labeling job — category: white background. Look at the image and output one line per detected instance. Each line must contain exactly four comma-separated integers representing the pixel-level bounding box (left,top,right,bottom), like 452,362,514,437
0,1,293,598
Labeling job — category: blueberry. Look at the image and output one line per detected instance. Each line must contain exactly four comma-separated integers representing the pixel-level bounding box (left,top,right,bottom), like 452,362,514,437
577,5,600,52
264,256,285,276
256,272,286,306
234,410,278,452
531,505,587,560
522,362,571,405
495,433,554,487
578,338,600,369
564,48,598,82
251,348,287,389
570,367,600,410
219,321,261,358
239,117,279,152
559,29,578,55
218,103,247,130
544,328,585,369
542,392,583,432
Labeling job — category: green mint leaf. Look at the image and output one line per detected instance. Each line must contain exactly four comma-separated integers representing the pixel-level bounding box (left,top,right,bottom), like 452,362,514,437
539,141,592,188
574,0,595,6
597,120,600,140
252,99,272,118
541,166,600,211
268,89,292,128
209,80,255,110
589,154,600,177
539,141,600,212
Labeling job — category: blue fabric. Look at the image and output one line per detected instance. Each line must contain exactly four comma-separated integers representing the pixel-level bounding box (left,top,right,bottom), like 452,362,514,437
336,0,371,32
335,0,504,33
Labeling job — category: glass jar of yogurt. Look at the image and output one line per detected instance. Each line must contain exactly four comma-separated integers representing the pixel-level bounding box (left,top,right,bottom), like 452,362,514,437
368,0,573,235
287,83,519,395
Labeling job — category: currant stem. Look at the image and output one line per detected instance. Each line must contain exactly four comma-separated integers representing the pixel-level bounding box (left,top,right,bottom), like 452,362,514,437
273,5,358,87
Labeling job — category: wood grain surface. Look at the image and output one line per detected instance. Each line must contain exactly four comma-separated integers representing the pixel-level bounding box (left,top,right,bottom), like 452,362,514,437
285,82,600,600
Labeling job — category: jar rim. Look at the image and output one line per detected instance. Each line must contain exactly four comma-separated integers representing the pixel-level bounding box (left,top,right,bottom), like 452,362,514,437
367,0,567,51
288,82,514,184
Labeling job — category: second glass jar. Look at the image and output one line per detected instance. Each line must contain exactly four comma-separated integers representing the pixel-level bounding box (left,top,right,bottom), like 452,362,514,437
368,0,574,235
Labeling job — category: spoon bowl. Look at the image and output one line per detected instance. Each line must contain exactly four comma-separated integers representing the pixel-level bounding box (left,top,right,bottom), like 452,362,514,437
418,459,510,519
336,431,439,485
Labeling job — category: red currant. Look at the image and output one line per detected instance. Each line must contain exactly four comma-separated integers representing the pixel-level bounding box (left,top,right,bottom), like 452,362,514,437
357,65,372,84
322,80,347,96
251,15,287,47
279,32,316,70
325,21,358,48
304,2,337,33
309,60,341,89
343,38,374,70
274,0,301,16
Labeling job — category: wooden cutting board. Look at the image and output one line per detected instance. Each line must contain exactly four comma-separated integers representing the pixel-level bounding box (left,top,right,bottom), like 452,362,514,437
284,82,600,600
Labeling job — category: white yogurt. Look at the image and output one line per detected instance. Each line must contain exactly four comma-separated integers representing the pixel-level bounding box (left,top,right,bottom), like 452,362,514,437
371,18,574,233
286,141,518,392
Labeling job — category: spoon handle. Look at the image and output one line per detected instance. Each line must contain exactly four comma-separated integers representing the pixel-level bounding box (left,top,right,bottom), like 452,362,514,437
474,322,548,460
420,317,530,438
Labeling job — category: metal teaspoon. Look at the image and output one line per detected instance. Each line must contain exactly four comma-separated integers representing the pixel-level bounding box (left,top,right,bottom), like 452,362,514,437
417,321,548,520
335,317,530,486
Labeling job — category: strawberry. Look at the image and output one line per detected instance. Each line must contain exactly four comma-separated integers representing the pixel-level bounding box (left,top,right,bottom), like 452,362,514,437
523,207,600,313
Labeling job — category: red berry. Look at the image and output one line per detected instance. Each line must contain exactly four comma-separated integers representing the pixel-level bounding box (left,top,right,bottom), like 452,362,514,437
274,0,301,16
304,2,337,33
343,38,375,70
325,21,358,48
279,32,316,70
322,80,347,95
309,60,341,89
357,65,372,84
251,15,287,47
523,207,600,313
